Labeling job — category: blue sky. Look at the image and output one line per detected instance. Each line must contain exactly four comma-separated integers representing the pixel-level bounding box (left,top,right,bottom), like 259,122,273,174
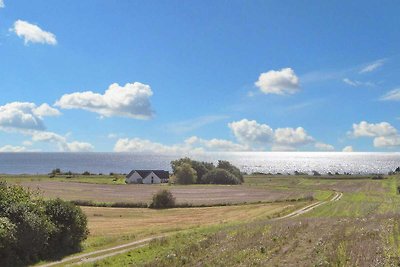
0,0,400,152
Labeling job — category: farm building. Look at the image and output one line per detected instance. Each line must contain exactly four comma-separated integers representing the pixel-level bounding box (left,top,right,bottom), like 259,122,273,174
125,170,169,184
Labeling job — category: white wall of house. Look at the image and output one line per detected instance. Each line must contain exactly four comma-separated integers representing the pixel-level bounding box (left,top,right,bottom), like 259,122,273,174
143,172,161,184
126,171,143,184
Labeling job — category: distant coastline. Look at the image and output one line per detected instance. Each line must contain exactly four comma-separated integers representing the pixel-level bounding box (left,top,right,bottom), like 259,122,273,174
0,152,399,175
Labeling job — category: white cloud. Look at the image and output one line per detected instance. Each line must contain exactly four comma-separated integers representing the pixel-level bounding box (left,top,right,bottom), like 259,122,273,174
11,20,57,45
55,82,154,119
350,121,397,137
187,136,249,152
228,119,317,151
65,141,94,152
0,145,26,152
380,88,400,101
255,68,300,95
0,0,5,8
114,138,198,154
228,119,273,146
315,142,335,151
273,127,314,149
342,146,354,152
349,121,400,148
359,59,385,73
30,131,94,152
0,102,60,131
113,135,249,153
373,136,400,148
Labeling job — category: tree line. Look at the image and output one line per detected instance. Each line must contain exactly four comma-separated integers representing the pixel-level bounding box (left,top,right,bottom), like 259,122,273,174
171,158,244,185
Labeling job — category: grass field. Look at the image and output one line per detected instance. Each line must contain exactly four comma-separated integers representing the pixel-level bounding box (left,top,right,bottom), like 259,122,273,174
7,173,400,266
81,202,300,251
73,174,400,266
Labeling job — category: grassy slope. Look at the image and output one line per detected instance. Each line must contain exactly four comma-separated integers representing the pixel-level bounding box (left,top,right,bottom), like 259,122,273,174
82,175,400,266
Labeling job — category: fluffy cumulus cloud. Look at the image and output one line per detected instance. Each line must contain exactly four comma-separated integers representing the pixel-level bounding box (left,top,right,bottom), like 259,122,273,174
359,59,385,73
350,121,400,148
31,131,94,152
255,68,300,95
315,142,335,151
350,121,397,138
0,0,4,8
185,136,249,152
11,20,57,45
272,127,314,151
116,119,325,153
114,135,249,153
0,145,26,152
342,146,354,152
0,102,93,152
113,138,198,154
228,119,273,146
55,82,154,119
0,102,60,131
380,88,400,101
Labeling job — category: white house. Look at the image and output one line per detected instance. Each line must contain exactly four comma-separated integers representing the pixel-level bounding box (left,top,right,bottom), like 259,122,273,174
125,170,169,184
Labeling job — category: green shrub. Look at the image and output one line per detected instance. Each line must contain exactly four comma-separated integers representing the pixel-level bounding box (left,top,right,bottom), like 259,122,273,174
201,168,241,185
0,182,88,266
175,163,197,185
150,190,176,209
45,198,89,254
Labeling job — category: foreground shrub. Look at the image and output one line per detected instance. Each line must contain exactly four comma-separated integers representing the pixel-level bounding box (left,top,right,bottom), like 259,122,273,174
0,182,88,266
175,163,197,184
201,168,241,185
45,199,89,255
150,190,176,209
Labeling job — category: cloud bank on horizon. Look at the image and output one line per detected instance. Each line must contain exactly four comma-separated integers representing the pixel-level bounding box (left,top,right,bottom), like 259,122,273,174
0,1,399,152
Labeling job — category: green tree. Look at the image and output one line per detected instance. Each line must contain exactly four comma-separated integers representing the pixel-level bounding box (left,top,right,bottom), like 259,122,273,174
201,168,241,185
175,163,197,184
217,160,244,182
171,158,215,183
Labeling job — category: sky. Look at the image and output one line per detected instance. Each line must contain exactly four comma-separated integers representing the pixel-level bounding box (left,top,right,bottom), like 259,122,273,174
0,0,400,153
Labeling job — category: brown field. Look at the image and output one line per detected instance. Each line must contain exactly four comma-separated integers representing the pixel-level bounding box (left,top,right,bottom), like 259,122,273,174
17,181,313,205
81,202,296,250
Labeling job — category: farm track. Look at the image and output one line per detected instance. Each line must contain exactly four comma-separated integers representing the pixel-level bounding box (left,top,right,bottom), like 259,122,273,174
37,192,343,267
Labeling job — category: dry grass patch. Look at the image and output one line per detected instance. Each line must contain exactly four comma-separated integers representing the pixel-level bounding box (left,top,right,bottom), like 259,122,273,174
81,202,295,250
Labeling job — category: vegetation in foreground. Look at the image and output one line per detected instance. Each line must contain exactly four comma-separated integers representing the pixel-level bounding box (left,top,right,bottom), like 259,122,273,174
0,182,88,267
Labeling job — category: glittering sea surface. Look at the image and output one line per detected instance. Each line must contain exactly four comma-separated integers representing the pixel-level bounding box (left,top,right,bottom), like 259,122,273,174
0,152,399,175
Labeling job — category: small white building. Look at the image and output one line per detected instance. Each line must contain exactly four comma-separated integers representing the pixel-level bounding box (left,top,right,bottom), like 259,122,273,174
125,170,169,184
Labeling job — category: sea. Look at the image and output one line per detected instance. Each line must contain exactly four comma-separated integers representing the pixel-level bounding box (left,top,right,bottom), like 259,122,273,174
0,152,399,175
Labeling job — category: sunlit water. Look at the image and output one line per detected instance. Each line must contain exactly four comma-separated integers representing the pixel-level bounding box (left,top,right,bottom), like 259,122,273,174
0,152,399,175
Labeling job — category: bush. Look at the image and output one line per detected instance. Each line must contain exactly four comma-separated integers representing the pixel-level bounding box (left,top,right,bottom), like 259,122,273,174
45,199,89,254
201,168,241,185
150,190,175,209
175,163,197,184
0,182,88,266
217,160,243,182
